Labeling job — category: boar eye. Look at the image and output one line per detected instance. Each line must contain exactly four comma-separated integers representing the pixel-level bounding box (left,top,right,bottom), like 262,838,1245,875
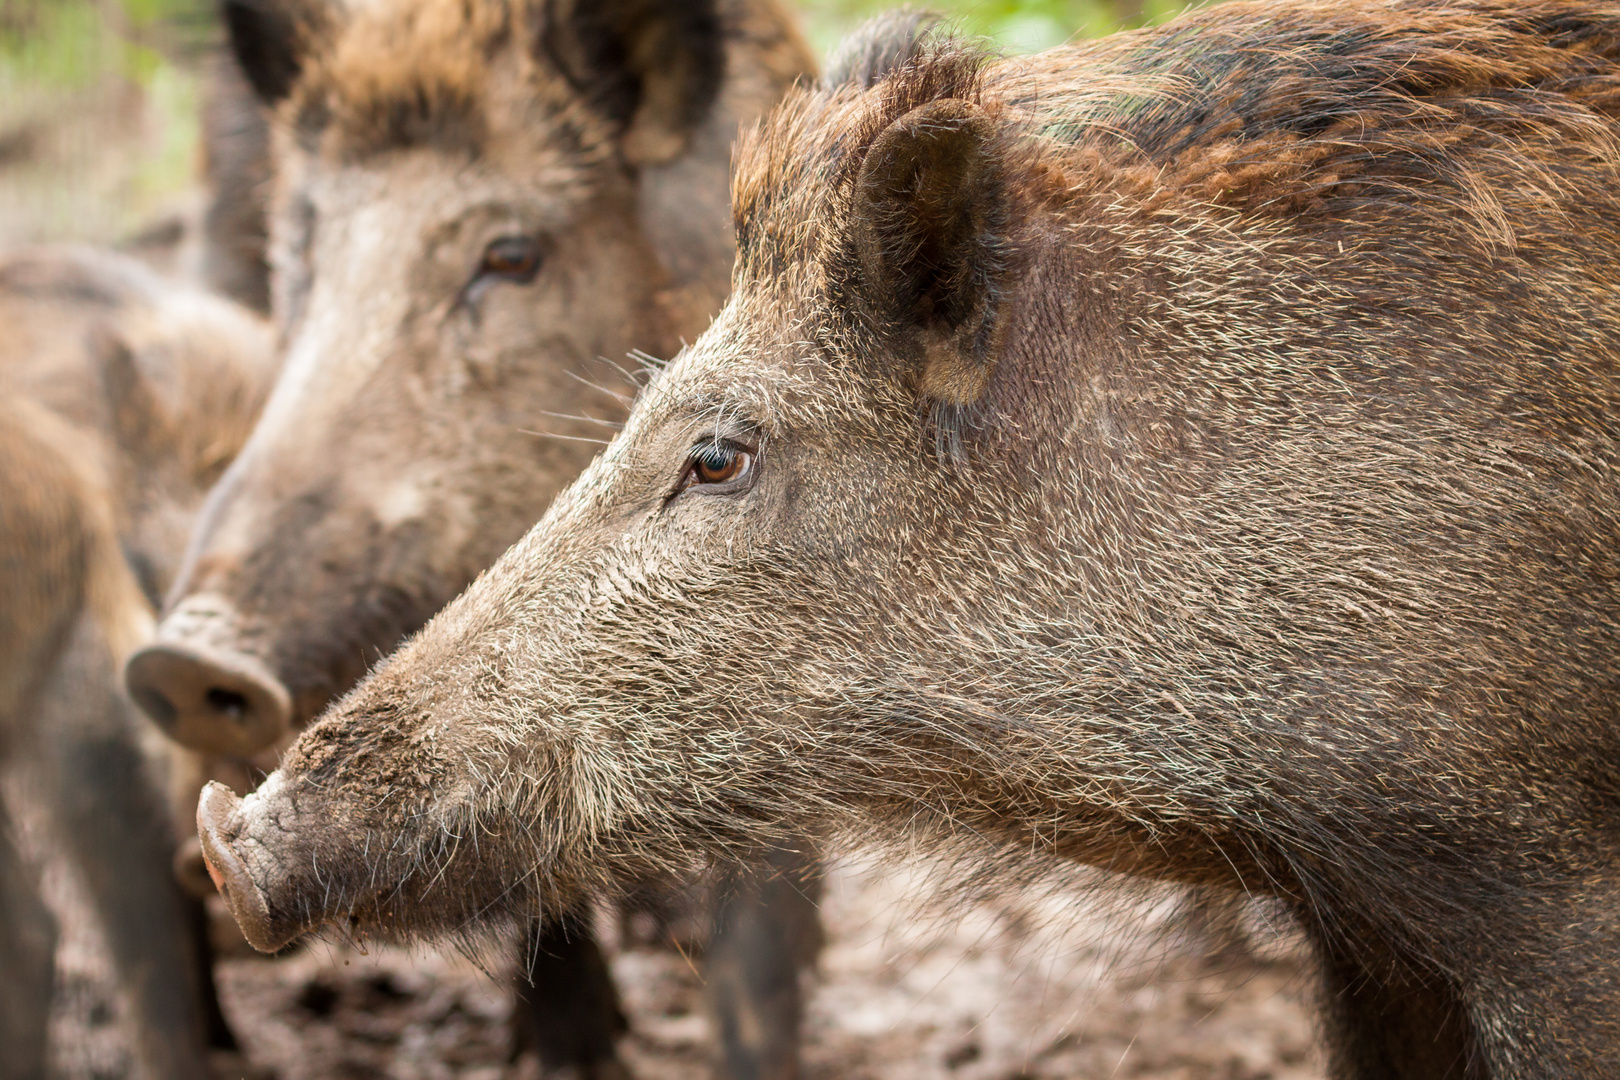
681,441,755,492
477,236,543,284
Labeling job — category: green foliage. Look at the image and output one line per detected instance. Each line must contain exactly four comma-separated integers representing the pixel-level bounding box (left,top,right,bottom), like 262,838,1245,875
0,0,203,246
798,0,1197,56
0,0,1207,247
120,0,206,27
0,1,106,88
0,0,208,88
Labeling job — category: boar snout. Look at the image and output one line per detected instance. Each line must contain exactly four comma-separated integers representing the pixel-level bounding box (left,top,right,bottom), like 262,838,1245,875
127,643,288,755
125,596,289,755
197,780,312,953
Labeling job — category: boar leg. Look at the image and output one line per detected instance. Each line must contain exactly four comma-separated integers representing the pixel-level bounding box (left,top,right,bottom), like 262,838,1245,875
0,797,55,1080
170,764,244,1052
1317,888,1620,1080
39,623,212,1080
512,910,629,1078
183,889,240,1051
705,844,824,1080
1316,937,1477,1080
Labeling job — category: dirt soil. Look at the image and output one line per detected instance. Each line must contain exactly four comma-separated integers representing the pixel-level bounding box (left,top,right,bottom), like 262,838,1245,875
40,838,1326,1080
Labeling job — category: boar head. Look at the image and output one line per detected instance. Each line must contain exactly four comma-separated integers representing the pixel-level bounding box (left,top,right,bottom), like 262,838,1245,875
127,0,813,757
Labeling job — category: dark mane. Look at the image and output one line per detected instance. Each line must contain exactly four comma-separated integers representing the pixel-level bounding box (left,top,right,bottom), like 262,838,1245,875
1041,0,1620,223
734,0,1620,275
290,0,514,159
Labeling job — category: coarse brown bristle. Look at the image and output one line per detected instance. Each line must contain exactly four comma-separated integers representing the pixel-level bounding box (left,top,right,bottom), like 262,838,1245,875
733,0,1620,276
289,0,515,158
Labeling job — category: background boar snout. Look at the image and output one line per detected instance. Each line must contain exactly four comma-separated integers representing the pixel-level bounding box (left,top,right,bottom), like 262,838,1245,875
126,638,289,756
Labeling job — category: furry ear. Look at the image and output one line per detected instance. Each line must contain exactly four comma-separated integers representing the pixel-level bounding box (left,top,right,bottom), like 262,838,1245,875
854,99,1010,407
538,0,725,166
221,0,324,105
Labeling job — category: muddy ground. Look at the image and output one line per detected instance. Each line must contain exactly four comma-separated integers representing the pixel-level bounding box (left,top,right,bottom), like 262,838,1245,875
38,829,1326,1080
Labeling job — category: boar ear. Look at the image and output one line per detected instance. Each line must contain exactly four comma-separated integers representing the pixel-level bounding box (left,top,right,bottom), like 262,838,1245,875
854,99,1010,407
221,0,323,105
92,326,171,462
539,0,725,166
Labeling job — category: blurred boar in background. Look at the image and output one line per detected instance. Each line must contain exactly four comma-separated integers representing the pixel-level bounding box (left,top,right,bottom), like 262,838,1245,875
0,247,275,1078
200,1,1620,1077
126,0,820,1074
198,45,274,314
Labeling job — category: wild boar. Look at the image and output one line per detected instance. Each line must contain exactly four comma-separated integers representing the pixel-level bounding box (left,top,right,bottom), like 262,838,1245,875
0,246,275,1078
125,0,822,1074
198,0,1620,1075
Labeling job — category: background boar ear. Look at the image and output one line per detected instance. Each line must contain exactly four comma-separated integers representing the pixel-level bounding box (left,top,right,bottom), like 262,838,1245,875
221,0,322,105
539,0,725,166
854,99,1010,407
92,326,171,462
821,10,943,92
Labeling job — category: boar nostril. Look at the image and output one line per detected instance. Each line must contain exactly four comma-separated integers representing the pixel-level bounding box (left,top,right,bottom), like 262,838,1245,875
205,687,249,721
125,643,291,756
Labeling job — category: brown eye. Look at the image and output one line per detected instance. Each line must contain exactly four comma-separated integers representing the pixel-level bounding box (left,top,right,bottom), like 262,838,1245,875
478,236,542,284
685,443,754,490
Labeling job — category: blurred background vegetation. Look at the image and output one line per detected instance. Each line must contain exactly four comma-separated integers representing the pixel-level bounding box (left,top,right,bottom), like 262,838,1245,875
0,0,1192,248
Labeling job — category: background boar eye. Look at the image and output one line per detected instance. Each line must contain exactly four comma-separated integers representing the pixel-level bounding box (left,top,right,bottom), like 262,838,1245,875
478,236,543,284
683,442,754,491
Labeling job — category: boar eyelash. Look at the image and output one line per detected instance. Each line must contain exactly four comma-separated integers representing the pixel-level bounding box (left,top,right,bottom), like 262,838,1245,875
535,409,625,432
664,433,761,502
519,428,614,447
564,367,637,408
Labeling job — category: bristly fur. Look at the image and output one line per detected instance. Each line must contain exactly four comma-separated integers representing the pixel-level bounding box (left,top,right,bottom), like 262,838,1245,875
818,8,947,92
733,0,1620,449
206,4,1620,1077
260,0,761,161
296,0,513,157
736,0,1620,258
170,0,814,733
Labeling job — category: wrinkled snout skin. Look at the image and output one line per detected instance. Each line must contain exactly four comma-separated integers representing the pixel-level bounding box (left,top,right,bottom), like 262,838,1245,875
209,4,1620,1077
198,775,380,952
